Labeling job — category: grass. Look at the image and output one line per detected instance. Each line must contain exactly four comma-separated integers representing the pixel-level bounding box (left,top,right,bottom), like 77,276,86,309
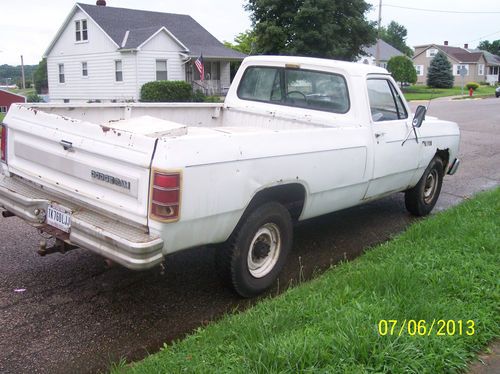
403,85,497,101
113,189,499,373
0,113,4,123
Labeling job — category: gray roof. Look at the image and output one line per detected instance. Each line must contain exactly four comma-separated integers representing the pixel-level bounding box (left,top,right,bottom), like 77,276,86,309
77,3,246,60
362,39,404,61
473,50,500,66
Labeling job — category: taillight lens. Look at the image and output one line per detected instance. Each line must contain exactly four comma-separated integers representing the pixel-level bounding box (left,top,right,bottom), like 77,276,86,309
150,171,181,222
1,125,7,163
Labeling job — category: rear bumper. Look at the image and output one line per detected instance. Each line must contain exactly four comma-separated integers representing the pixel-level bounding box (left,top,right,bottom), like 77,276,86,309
0,175,164,270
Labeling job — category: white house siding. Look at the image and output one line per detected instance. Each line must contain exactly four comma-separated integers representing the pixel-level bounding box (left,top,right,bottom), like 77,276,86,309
47,8,138,103
136,31,186,99
48,52,138,103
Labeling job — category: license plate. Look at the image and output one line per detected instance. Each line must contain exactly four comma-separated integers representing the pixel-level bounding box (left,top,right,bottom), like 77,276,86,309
46,203,72,233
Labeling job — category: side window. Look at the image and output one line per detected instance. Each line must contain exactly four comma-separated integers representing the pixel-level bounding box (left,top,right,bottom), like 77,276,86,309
237,66,350,114
367,79,407,122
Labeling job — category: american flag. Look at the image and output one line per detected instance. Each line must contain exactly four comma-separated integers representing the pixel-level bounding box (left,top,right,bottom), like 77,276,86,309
194,55,204,81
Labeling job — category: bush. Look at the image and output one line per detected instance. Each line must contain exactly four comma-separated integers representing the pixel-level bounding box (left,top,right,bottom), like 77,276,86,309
140,81,193,102
387,55,417,86
27,93,43,102
426,51,454,88
465,82,479,91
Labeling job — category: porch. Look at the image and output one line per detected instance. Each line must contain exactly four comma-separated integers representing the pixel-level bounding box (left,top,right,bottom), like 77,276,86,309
186,59,231,96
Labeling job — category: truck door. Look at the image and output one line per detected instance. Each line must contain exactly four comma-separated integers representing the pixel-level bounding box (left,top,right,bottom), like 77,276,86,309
364,77,421,198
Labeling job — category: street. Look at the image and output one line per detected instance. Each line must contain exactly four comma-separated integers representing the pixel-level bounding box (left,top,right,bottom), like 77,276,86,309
0,97,498,374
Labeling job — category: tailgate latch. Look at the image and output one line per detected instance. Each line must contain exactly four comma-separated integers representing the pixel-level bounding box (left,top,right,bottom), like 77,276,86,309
59,140,74,151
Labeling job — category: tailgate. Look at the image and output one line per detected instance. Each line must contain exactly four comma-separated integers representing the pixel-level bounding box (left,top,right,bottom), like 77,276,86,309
3,105,185,226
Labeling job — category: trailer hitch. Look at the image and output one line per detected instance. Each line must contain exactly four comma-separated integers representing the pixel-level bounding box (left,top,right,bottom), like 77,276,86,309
38,238,78,256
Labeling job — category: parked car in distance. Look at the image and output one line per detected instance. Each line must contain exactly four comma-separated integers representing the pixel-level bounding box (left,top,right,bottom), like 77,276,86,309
495,86,500,97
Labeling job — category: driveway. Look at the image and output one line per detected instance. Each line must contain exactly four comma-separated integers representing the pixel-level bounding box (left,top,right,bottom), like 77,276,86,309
0,98,498,374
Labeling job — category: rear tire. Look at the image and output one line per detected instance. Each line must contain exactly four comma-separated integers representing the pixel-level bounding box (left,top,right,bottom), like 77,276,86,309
405,156,444,216
215,202,293,298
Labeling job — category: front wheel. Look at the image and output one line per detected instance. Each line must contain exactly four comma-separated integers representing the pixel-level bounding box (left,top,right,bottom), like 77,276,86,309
405,156,444,216
216,202,293,298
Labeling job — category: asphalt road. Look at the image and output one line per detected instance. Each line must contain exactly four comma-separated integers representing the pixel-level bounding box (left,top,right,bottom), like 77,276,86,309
0,98,498,374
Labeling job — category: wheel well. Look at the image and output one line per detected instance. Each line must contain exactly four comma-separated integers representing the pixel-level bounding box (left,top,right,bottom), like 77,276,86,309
435,149,450,171
245,183,306,222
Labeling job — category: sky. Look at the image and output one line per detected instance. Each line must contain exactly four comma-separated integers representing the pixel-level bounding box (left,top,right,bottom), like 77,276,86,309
0,0,499,66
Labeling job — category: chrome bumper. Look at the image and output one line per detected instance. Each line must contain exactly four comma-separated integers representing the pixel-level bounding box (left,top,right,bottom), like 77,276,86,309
0,175,164,270
447,158,460,175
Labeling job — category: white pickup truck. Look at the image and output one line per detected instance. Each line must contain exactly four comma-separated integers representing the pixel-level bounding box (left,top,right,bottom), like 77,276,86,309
0,56,460,297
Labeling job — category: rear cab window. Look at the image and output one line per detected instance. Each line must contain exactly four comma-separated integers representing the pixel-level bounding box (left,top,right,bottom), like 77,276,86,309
237,66,350,114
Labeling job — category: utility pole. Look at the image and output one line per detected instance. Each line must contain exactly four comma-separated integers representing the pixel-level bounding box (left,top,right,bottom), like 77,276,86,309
20,55,26,90
376,0,382,67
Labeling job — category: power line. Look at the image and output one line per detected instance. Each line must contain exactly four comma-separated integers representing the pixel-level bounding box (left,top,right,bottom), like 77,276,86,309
381,4,500,14
465,29,500,43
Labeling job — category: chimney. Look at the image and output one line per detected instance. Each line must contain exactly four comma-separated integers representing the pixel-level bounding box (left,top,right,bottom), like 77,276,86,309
96,0,106,5
464,43,469,49
444,41,448,46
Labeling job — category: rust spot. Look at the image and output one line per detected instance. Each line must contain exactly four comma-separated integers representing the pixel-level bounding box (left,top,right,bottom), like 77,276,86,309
101,126,111,133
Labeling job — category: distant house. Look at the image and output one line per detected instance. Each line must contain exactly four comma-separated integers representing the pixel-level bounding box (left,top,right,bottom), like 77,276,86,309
477,50,500,84
0,89,26,114
44,2,246,103
358,39,404,69
413,42,489,85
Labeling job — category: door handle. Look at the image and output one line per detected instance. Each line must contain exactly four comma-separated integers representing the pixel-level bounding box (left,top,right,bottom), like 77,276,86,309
374,132,385,138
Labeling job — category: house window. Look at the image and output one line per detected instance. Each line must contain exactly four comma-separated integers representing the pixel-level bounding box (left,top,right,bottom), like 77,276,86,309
156,60,168,80
0,106,7,113
58,64,65,83
453,64,469,76
115,60,123,82
426,48,438,58
82,62,88,77
415,65,424,76
75,20,88,42
478,64,485,76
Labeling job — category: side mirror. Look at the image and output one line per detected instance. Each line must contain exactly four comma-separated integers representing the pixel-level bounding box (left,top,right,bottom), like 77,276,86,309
412,105,427,128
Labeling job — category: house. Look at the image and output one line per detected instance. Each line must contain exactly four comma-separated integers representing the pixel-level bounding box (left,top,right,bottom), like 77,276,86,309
413,42,488,85
358,39,405,69
0,89,26,114
44,1,246,103
476,50,500,85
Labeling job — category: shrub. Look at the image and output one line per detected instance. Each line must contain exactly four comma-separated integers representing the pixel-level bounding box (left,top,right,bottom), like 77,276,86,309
27,93,43,102
478,81,489,86
465,82,479,91
140,81,193,102
426,51,454,88
386,55,417,86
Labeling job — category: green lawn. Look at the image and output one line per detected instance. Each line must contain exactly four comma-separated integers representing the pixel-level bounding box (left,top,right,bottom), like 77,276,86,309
113,188,500,373
403,85,497,101
0,113,4,123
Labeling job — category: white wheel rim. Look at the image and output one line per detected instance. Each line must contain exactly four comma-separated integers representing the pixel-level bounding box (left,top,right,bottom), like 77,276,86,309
424,169,438,204
247,223,281,279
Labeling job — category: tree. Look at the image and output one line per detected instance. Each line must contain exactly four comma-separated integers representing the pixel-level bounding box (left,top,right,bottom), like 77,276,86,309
387,55,417,86
34,59,48,94
224,30,256,55
245,0,376,61
380,21,413,57
426,51,453,88
478,40,500,55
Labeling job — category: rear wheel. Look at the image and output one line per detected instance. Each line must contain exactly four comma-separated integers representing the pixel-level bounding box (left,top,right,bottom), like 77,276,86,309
216,202,293,298
405,156,444,216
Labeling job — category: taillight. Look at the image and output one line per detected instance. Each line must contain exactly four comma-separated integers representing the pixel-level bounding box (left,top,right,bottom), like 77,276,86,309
1,125,7,163
150,170,181,222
